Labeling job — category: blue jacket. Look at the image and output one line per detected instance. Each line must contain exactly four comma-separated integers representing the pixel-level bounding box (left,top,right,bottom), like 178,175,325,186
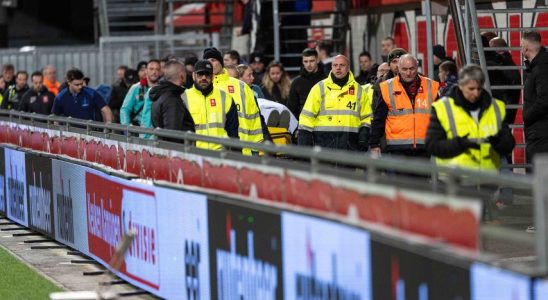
52,87,107,121
120,81,150,125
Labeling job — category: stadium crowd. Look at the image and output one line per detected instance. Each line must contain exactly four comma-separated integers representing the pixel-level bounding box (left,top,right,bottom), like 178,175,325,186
0,30,546,184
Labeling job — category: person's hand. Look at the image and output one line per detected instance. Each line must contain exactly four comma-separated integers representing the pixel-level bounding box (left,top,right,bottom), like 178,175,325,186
370,147,381,158
235,27,242,36
487,132,501,147
457,134,480,149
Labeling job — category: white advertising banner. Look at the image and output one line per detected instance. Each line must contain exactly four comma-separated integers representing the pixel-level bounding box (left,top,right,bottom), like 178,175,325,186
282,212,372,300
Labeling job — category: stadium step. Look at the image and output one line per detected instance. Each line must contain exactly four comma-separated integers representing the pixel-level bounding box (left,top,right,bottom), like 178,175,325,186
450,0,548,168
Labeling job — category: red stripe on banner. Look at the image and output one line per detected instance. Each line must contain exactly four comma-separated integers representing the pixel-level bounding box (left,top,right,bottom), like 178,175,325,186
122,271,160,290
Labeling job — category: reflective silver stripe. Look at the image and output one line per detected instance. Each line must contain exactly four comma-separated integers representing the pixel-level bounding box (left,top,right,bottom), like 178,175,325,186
356,85,363,113
364,85,371,95
298,124,313,131
181,92,189,108
388,109,413,116
320,110,360,116
414,108,430,114
442,98,458,138
319,109,360,118
426,78,433,105
387,139,414,145
300,110,315,118
492,98,502,130
239,81,247,113
238,112,261,120
359,123,371,128
196,123,225,130
387,79,397,110
319,81,326,111
238,128,263,135
313,126,359,133
361,113,372,120
220,90,226,125
415,138,425,144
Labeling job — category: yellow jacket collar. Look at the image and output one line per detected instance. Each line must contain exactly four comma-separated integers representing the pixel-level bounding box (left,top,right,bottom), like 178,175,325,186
214,68,230,83
325,71,357,90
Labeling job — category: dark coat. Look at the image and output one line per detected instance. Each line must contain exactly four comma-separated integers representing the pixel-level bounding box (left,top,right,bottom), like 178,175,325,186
426,87,515,159
19,86,55,115
487,51,521,124
523,47,548,142
287,67,325,118
149,81,195,132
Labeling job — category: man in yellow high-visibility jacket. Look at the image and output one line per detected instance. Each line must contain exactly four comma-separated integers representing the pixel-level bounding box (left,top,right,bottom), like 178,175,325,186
182,60,239,150
203,48,269,155
298,55,372,151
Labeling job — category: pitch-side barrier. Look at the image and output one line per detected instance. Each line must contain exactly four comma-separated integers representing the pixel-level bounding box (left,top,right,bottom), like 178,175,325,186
0,110,544,299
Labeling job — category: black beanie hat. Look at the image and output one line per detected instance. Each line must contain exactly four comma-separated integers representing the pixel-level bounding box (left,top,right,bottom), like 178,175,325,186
433,45,446,59
203,47,224,67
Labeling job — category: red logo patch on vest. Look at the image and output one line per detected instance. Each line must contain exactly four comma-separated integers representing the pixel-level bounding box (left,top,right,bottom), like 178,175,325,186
228,85,234,93
418,86,424,93
349,87,354,95
210,99,216,107
394,91,402,95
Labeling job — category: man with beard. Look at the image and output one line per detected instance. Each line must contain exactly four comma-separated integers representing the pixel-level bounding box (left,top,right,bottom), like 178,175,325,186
182,60,239,150
2,70,29,110
204,47,269,154
287,48,325,118
20,71,55,114
120,59,161,127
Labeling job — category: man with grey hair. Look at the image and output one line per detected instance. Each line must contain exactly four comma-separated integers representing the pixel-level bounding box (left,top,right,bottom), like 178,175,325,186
426,64,514,171
370,53,439,157
149,60,195,132
522,30,548,169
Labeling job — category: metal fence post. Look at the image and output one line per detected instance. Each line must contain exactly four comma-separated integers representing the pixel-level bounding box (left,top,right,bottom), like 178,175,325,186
535,155,548,274
423,0,434,79
273,0,280,62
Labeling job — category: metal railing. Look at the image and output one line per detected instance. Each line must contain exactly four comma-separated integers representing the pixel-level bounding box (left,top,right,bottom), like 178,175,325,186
0,109,543,271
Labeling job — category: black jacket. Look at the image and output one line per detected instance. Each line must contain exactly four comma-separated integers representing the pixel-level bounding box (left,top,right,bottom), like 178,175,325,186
486,51,521,124
523,47,548,141
287,67,325,118
426,87,515,159
109,80,129,111
149,81,195,132
355,63,379,85
19,86,55,115
2,84,29,110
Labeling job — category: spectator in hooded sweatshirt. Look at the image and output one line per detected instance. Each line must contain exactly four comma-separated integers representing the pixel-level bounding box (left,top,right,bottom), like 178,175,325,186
287,48,325,118
20,71,55,115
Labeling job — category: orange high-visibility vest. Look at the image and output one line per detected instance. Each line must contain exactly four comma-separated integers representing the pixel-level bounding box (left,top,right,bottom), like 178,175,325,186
379,75,439,148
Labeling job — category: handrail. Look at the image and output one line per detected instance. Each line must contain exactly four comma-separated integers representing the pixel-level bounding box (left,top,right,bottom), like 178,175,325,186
0,109,532,191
